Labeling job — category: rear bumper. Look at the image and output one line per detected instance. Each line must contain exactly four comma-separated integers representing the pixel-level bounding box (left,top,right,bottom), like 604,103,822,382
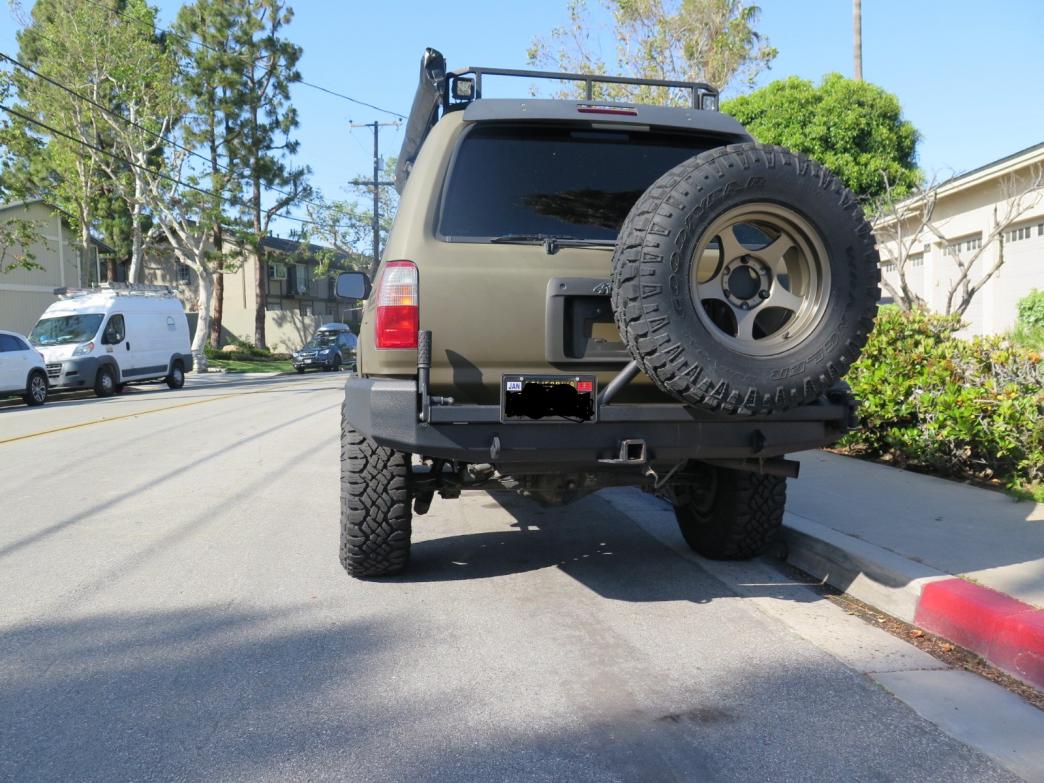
344,377,854,465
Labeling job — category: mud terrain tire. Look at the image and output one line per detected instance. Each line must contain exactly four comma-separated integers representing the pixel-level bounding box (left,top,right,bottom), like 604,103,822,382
674,466,786,559
611,142,880,415
340,399,412,577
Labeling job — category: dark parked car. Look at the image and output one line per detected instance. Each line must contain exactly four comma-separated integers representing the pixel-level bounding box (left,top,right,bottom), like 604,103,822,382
292,323,357,373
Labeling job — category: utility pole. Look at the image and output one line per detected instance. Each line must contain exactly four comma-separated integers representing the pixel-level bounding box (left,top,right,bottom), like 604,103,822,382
349,120,399,277
853,0,863,81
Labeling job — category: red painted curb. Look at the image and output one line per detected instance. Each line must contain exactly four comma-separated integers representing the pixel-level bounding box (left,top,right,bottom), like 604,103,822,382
915,578,1044,690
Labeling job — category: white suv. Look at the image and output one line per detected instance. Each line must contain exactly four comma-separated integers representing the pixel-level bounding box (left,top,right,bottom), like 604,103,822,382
0,329,48,406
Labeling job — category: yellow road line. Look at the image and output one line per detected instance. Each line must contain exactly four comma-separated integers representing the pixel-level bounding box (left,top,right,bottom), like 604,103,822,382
0,383,322,446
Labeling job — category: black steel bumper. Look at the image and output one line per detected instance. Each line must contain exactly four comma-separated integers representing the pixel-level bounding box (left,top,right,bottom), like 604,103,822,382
344,377,854,466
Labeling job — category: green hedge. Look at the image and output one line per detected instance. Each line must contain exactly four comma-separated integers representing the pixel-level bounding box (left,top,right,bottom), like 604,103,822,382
1014,289,1044,350
841,307,1043,498
204,340,289,362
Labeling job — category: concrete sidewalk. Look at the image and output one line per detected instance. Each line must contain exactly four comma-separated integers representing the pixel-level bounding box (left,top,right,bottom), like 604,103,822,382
784,451,1044,689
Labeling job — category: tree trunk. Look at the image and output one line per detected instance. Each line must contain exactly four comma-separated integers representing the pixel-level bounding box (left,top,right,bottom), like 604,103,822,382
192,264,213,373
853,0,863,81
211,271,224,346
254,248,266,348
252,169,266,348
209,222,225,347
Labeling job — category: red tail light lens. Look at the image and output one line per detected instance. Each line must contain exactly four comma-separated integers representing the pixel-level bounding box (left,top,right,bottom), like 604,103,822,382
375,261,419,349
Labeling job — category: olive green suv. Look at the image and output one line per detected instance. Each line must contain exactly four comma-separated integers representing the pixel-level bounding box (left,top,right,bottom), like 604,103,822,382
334,49,880,578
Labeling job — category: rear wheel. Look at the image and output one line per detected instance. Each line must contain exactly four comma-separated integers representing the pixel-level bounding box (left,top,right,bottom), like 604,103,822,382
340,402,412,578
166,360,185,389
94,366,116,398
672,465,786,560
24,370,47,406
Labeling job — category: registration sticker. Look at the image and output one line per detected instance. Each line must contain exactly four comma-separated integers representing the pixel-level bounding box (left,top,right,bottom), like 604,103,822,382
506,380,523,392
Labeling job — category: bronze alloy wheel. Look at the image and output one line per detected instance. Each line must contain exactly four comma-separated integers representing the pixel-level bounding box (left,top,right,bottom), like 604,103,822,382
690,204,832,358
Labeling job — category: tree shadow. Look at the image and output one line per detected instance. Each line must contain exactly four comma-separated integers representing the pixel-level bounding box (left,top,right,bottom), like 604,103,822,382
0,606,399,783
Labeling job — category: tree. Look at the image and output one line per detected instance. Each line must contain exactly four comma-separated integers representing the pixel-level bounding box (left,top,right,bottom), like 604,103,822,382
222,0,310,349
88,0,176,283
172,0,248,348
873,164,1044,317
528,0,777,99
722,74,920,201
1,0,113,275
303,158,398,276
0,71,43,274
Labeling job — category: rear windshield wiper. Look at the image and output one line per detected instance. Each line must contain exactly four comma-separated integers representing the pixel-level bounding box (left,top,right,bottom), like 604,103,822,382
489,234,616,254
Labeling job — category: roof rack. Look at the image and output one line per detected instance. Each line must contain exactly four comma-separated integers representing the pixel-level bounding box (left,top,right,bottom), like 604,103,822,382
394,47,720,193
54,283,177,299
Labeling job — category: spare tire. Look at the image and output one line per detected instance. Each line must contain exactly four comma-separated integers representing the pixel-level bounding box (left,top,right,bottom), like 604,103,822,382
611,142,880,415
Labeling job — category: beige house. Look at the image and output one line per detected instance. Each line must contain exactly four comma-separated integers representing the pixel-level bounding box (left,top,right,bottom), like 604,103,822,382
874,142,1044,336
142,234,359,354
0,200,115,335
1,200,356,352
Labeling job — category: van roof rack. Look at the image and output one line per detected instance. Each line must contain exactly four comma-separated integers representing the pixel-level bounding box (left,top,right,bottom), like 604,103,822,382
394,47,720,192
54,283,177,298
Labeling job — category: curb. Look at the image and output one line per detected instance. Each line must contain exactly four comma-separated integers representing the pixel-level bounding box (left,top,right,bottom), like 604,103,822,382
782,515,1044,691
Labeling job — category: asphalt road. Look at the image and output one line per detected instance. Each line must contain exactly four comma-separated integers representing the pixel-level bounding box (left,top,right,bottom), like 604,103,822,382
0,374,1025,782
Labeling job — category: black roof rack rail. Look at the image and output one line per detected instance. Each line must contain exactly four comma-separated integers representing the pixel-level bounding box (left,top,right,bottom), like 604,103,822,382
449,65,717,109
394,47,719,193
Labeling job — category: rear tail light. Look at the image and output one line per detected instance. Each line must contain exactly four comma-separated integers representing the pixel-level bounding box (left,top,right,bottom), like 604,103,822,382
375,261,419,349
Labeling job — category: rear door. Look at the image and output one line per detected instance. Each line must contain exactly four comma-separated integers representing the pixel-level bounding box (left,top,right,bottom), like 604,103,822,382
420,123,719,404
0,334,26,392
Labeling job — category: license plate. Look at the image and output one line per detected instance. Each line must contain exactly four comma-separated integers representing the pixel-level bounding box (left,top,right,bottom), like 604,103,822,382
304,359,312,364
501,374,596,423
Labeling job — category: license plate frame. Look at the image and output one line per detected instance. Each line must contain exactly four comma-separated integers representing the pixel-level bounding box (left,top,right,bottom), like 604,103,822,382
500,374,597,423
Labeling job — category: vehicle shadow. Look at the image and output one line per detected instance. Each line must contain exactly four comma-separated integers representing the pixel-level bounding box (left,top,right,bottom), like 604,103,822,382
397,491,810,606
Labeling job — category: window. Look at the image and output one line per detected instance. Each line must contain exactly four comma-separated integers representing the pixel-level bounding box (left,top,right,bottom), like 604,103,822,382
1038,223,1043,236
102,314,125,344
29,314,104,346
0,334,25,352
910,254,924,268
949,235,982,255
268,262,287,280
881,260,896,271
295,264,309,296
1010,226,1032,242
178,264,192,285
438,125,716,241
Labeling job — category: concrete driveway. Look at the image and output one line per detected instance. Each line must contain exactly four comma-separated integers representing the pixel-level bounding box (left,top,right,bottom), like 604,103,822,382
0,374,1029,782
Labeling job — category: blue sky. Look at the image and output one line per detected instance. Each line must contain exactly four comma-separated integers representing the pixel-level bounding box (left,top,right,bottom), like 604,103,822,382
3,0,1042,236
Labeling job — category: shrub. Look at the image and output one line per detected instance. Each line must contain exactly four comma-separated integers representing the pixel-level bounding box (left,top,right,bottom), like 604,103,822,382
1014,289,1044,350
841,307,1044,494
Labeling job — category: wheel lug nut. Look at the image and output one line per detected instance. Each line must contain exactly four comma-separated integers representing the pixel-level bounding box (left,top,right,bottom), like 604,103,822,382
758,290,769,299
740,302,749,310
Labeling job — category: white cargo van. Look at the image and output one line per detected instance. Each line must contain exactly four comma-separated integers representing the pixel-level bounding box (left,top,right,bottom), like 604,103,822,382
29,284,193,397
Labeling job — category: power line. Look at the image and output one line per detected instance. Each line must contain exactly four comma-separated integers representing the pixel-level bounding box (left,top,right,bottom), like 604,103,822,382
0,103,353,231
0,50,334,216
77,0,406,120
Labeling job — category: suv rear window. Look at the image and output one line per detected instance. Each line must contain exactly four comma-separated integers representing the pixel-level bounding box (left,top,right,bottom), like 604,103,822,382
438,125,713,241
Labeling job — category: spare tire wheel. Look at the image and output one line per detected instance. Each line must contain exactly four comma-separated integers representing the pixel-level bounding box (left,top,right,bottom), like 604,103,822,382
611,142,880,415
